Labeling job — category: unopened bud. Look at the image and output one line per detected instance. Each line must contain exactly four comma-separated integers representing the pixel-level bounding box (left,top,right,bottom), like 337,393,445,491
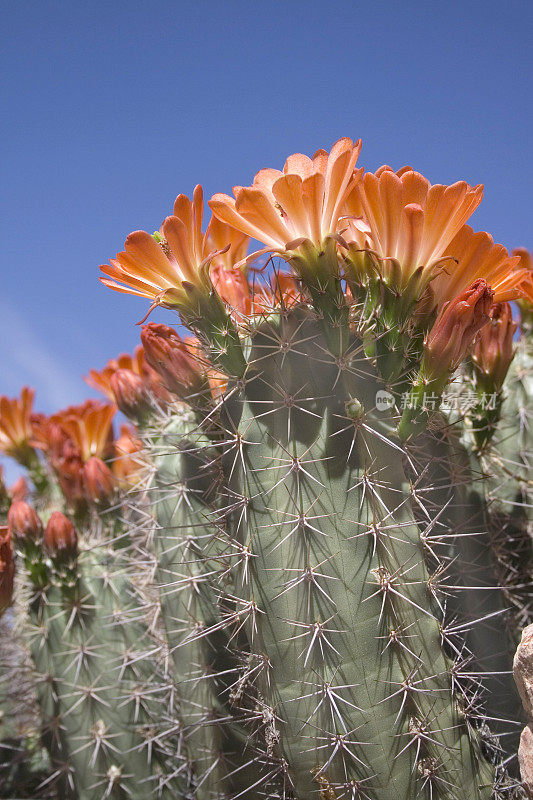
141,323,208,399
472,302,516,391
109,369,152,422
272,272,305,307
113,425,144,489
44,512,78,559
0,527,15,614
82,457,116,505
7,501,43,543
56,452,86,509
424,279,494,381
9,476,28,503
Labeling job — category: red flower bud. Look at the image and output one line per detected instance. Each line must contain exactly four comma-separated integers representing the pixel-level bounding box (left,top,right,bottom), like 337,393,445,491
113,425,144,489
44,512,78,559
56,452,86,509
82,457,115,505
7,501,43,543
472,302,517,390
109,369,152,421
141,324,209,399
0,527,15,613
424,279,494,379
9,476,28,503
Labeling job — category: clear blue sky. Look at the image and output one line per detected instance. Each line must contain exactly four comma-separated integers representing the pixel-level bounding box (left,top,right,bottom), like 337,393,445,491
1,0,532,416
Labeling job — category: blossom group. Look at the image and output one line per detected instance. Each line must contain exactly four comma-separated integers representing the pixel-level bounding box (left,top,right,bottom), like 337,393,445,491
99,136,530,335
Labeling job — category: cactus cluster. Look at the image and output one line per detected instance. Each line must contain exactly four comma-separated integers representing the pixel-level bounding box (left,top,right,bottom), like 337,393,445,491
0,137,532,799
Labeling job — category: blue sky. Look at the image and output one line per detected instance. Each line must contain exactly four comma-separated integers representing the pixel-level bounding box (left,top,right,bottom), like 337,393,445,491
1,0,532,418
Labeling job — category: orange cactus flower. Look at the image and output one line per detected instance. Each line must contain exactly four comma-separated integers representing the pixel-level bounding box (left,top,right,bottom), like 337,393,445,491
205,215,249,272
86,346,171,408
209,137,362,259
43,400,116,463
99,186,249,318
431,226,528,308
0,387,38,462
512,248,533,304
113,425,145,489
85,346,146,400
342,165,483,296
61,400,115,462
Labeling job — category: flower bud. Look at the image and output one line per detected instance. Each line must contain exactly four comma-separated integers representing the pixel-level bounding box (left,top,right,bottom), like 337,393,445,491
141,324,209,399
7,501,43,543
109,369,152,422
0,527,15,613
9,476,28,503
423,279,494,380
113,425,144,489
472,302,516,391
211,265,252,315
44,512,78,559
271,272,305,307
56,451,86,509
82,457,116,505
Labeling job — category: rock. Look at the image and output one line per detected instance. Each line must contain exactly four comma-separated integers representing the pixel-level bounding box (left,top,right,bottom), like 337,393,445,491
519,725,533,798
514,624,533,721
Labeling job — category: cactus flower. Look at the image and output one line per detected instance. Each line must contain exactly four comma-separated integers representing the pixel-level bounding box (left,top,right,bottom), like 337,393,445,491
209,137,362,258
54,401,116,463
85,345,169,405
431,225,528,308
342,165,483,296
7,501,43,543
512,249,533,332
0,387,39,465
100,186,248,319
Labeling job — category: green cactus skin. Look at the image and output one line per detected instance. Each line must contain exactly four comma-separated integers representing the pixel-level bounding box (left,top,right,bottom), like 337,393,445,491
408,425,526,774
0,608,52,799
477,330,533,635
217,310,496,800
25,539,187,800
146,409,272,800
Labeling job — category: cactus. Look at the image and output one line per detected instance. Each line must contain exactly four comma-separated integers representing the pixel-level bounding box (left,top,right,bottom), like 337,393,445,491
19,509,187,800
0,137,532,798
144,407,264,799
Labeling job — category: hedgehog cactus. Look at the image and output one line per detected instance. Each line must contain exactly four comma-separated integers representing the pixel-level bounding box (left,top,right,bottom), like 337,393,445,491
0,137,532,799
